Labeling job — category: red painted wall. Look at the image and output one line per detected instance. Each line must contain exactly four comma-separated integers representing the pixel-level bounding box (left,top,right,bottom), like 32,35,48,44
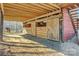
62,8,75,41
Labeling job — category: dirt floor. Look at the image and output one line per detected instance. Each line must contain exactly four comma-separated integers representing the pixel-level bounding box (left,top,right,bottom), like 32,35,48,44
0,35,64,56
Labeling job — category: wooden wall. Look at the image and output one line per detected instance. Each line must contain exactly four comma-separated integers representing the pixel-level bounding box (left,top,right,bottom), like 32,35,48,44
31,21,36,36
36,19,47,38
24,21,36,35
24,14,61,41
47,16,60,41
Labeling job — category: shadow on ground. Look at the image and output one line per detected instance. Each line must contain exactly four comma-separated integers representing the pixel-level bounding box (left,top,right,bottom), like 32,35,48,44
22,34,79,56
22,34,61,51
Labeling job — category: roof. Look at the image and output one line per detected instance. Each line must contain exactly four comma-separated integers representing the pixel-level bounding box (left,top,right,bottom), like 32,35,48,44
0,3,78,22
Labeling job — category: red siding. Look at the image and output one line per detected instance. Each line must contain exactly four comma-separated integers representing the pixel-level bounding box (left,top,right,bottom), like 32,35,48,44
62,8,75,41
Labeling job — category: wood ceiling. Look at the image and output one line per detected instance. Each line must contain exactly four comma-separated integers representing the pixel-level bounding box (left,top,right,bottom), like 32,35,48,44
0,3,78,22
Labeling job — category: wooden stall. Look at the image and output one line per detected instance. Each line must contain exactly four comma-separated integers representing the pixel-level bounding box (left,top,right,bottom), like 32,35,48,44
2,3,79,42
36,19,47,38
24,10,62,41
24,21,36,35
47,15,60,41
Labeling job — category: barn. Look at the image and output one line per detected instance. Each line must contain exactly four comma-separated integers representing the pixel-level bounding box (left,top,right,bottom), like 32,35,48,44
0,3,79,56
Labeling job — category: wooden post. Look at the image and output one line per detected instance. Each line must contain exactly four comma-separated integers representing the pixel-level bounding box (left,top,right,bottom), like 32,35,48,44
77,19,79,41
0,3,4,41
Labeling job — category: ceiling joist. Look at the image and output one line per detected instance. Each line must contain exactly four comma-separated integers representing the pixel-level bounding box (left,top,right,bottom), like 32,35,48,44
1,3,78,22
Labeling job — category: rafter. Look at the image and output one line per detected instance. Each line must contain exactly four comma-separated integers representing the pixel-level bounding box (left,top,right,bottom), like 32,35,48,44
3,7,44,18
45,3,59,10
10,3,48,13
4,16,26,22
31,3,52,12
74,4,79,8
4,9,38,17
4,5,42,16
4,3,47,14
48,4,60,9
3,3,76,22
20,3,50,12
4,15,32,18
38,3,56,11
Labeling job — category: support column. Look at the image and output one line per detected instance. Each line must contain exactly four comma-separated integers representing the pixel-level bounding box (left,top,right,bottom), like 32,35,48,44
0,4,4,41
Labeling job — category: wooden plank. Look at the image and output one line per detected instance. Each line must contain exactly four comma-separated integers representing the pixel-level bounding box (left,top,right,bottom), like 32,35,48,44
4,5,41,16
4,14,33,18
4,16,27,22
47,17,60,41
36,19,47,38
14,3,48,13
48,3,60,9
0,3,4,41
4,4,45,15
4,10,37,18
22,3,51,12
3,7,45,21
31,3,52,12
69,8,79,12
39,3,56,11
44,3,55,8
74,4,79,8
24,10,61,23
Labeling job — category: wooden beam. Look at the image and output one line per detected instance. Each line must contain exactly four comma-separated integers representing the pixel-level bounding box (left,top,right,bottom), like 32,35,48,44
68,7,73,10
4,14,33,18
3,7,43,17
48,4,60,9
24,10,61,23
46,3,60,10
4,10,37,18
31,3,52,12
60,4,75,8
7,3,48,14
4,16,29,22
0,3,4,41
74,4,79,8
20,3,50,12
4,5,41,16
69,8,79,12
39,3,56,11
4,4,46,15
